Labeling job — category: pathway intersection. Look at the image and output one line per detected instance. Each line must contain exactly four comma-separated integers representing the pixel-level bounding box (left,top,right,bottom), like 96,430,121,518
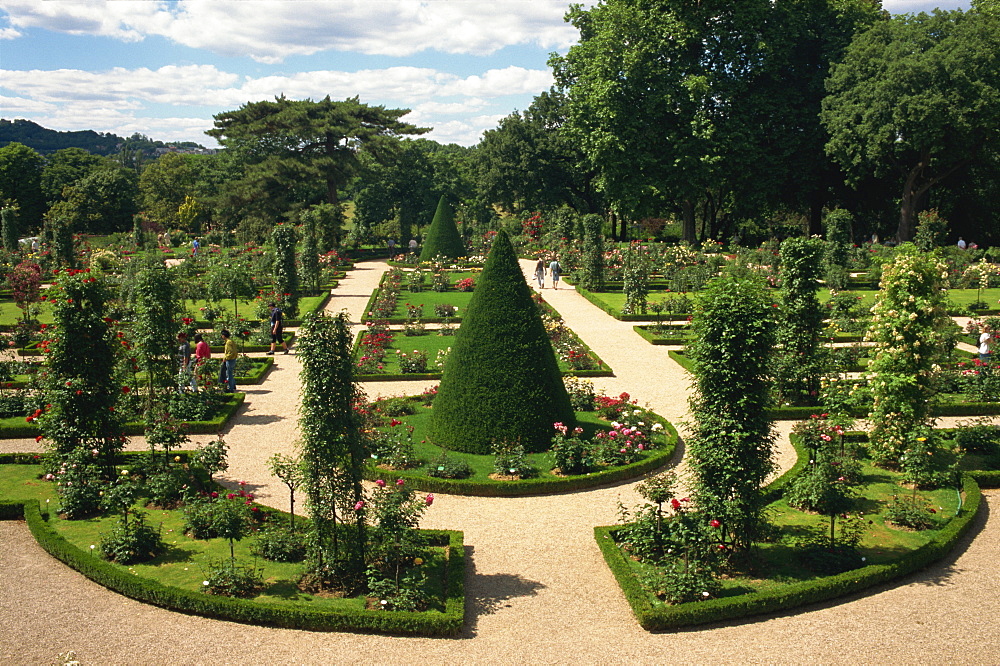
1,259,998,663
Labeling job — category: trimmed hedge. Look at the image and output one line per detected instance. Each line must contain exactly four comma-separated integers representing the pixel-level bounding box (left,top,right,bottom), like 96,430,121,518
632,326,692,346
419,195,465,261
366,418,679,497
1,497,465,636
0,393,245,438
597,473,982,631
429,230,575,454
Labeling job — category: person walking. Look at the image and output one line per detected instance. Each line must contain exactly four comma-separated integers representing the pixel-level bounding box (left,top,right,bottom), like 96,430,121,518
980,324,993,365
219,330,238,393
549,256,562,289
267,302,289,355
534,257,546,289
176,332,193,391
193,333,210,390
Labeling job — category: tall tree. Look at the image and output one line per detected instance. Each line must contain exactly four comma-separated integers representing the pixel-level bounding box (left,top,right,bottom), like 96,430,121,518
822,9,1000,242
138,152,202,228
58,166,139,235
0,142,45,229
40,147,106,206
207,96,428,224
352,139,437,243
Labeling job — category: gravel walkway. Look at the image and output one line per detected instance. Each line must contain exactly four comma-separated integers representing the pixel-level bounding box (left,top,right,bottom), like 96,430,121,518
2,259,999,664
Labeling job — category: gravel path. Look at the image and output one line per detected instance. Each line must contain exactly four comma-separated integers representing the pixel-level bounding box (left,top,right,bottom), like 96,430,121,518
2,259,999,664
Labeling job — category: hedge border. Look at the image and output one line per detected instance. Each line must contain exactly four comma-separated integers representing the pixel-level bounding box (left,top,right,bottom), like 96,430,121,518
0,393,246,439
596,473,982,631
0,498,464,636
362,417,680,497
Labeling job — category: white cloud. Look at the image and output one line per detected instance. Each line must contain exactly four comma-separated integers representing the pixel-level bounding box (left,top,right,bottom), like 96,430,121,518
1,0,585,61
1,63,550,146
0,26,21,39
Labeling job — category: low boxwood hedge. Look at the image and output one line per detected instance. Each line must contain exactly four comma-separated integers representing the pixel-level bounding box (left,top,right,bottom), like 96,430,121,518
364,419,680,497
0,393,245,438
596,473,982,631
1,498,465,636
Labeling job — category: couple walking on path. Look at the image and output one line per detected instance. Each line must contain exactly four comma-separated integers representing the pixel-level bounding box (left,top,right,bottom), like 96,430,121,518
534,256,562,289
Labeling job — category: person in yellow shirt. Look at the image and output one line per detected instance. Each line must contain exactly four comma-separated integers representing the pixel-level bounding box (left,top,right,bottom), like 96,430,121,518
219,329,238,393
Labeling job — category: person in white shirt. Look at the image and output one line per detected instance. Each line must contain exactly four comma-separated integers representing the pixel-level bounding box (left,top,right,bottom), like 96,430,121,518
958,237,967,250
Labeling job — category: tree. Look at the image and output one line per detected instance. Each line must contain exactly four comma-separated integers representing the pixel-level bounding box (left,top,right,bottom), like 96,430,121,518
60,166,139,235
130,255,179,414
773,237,827,406
476,90,600,216
687,266,776,551
207,96,428,224
138,153,201,228
298,312,367,584
429,229,574,454
0,142,45,229
419,195,465,261
40,148,106,206
822,9,1000,242
352,139,437,244
866,248,952,468
1,206,18,253
37,270,125,477
271,223,299,318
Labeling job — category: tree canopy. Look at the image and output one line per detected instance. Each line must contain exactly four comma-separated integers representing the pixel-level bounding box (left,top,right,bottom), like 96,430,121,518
822,8,1000,241
207,96,429,227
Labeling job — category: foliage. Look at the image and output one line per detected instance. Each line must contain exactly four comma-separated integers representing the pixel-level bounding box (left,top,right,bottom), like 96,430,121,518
193,439,229,481
563,376,596,411
271,223,299,318
1,205,18,254
298,311,368,583
491,440,533,478
366,479,433,595
131,256,179,413
99,512,163,564
7,259,41,322
251,524,308,562
913,209,949,251
429,230,574,454
687,267,776,551
267,452,304,530
37,269,124,474
953,418,1000,454
822,9,1000,241
550,422,590,475
866,248,951,468
299,212,321,294
419,195,465,261
774,237,827,406
823,209,853,289
52,447,104,519
578,214,604,291
621,243,650,315
202,558,264,598
426,451,473,479
884,494,939,530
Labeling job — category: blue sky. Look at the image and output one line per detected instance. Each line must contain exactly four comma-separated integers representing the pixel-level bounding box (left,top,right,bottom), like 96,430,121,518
0,0,969,148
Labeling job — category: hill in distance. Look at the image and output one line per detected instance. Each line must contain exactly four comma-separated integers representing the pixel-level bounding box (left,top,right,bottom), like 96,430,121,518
0,118,205,155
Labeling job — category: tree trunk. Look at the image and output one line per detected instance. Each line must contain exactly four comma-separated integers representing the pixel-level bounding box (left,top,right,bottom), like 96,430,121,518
682,200,696,243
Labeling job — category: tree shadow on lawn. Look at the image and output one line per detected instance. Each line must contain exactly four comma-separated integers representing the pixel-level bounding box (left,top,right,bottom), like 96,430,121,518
461,545,546,638
663,494,991,634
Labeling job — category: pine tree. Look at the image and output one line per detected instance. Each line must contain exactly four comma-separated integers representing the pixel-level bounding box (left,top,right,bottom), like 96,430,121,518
419,195,465,261
429,229,574,453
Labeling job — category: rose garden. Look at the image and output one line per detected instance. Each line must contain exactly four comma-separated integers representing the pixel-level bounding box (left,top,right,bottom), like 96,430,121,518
0,200,996,648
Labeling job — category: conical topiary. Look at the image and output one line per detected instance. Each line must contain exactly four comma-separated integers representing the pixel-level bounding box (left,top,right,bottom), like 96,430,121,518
428,229,575,454
419,195,465,261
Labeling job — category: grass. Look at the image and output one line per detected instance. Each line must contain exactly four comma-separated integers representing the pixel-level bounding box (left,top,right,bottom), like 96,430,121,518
0,464,450,614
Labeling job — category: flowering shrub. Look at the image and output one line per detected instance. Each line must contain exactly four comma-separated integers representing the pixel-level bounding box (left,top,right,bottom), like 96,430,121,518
431,270,450,292
522,212,543,240
397,349,428,374
550,422,590,474
592,422,648,466
492,440,533,478
455,277,475,292
595,391,635,420
54,447,104,519
563,376,596,411
407,268,425,293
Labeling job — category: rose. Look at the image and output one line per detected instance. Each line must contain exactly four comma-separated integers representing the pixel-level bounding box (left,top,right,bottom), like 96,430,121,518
354,501,365,511
425,494,434,506
375,479,386,487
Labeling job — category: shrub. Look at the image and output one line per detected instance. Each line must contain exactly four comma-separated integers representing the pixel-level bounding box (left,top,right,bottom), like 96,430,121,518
419,196,465,261
492,440,533,478
251,525,308,562
426,452,473,479
431,271,450,292
550,423,591,475
397,350,429,374
203,559,263,598
54,448,104,519
564,376,596,411
372,396,417,417
885,494,939,530
193,439,228,481
954,418,1000,454
455,277,475,292
429,230,574,453
100,513,163,564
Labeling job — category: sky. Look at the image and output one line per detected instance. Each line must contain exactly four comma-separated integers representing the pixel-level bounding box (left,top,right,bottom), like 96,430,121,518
0,0,971,149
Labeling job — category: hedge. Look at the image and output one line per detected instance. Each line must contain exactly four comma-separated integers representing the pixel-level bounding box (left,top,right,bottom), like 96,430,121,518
1,498,465,636
632,326,692,346
0,393,245,438
596,473,982,631
364,418,679,497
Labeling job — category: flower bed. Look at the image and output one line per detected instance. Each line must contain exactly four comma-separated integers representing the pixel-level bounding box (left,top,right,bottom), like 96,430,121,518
362,396,678,496
0,491,464,636
596,435,982,630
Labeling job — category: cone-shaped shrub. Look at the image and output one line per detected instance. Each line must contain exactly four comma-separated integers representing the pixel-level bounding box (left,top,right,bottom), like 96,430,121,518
419,195,465,261
429,229,574,453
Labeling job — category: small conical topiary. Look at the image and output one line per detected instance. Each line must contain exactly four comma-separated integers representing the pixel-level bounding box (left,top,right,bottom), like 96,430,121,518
419,195,465,261
429,229,574,454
